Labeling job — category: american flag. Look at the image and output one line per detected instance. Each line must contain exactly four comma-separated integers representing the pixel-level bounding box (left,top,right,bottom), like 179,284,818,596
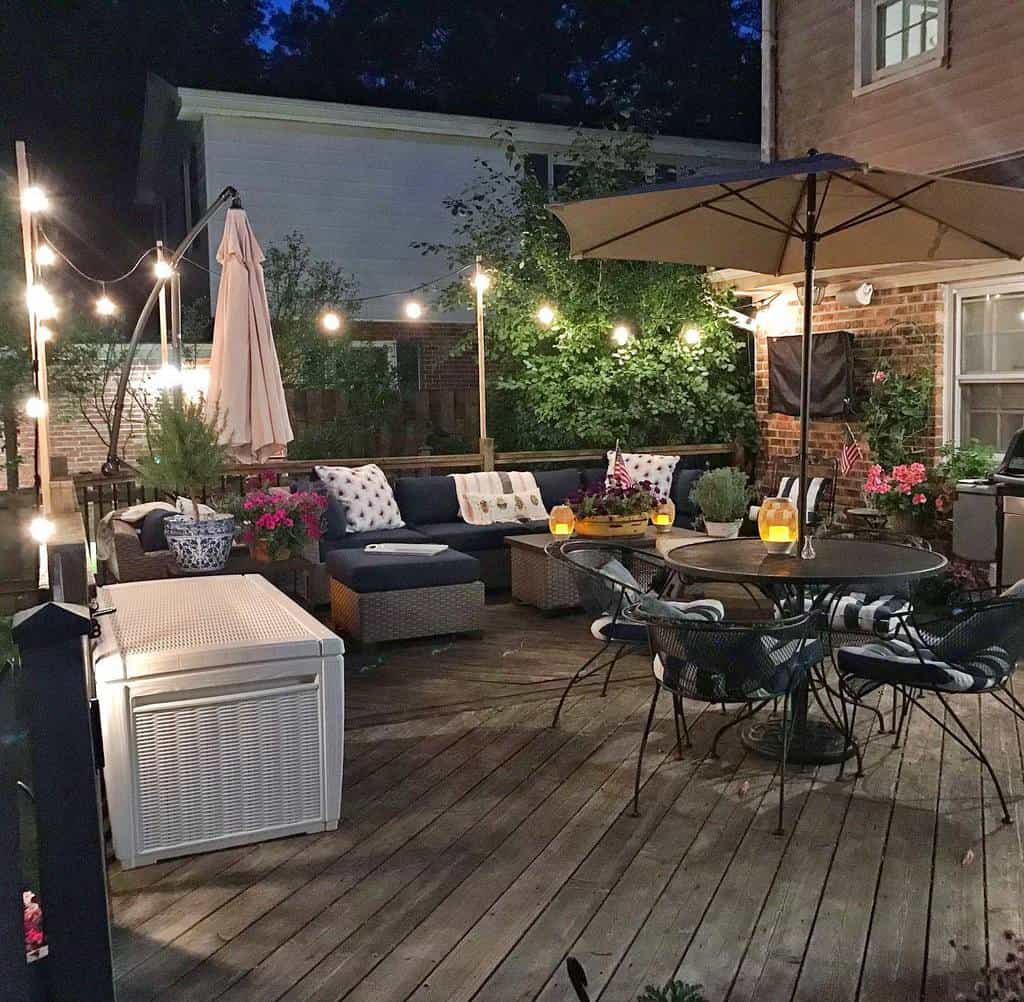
610,443,635,488
840,431,862,477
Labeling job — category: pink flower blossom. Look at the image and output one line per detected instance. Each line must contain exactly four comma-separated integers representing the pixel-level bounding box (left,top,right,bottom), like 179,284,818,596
912,493,927,504
872,370,887,384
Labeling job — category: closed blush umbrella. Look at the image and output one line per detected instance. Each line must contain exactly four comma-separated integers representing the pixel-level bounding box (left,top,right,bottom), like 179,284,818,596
550,152,1024,556
205,207,293,463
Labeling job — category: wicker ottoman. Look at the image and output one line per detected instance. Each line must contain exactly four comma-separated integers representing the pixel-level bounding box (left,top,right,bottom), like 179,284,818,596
327,548,484,644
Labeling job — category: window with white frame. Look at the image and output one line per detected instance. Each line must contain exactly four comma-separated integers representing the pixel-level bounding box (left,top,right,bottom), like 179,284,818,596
856,0,946,91
952,286,1024,454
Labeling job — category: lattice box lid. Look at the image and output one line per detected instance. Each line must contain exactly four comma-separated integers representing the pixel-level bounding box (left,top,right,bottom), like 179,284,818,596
93,575,342,680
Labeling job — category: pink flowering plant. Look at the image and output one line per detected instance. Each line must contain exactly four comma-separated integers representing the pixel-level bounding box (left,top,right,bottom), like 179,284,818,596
234,488,327,559
863,461,935,517
23,890,44,956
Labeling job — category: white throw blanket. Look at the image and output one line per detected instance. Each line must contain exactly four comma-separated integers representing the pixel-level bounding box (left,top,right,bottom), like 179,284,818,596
449,471,542,525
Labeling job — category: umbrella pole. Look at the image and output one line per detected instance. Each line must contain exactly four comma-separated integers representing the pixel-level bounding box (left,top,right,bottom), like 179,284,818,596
798,172,817,559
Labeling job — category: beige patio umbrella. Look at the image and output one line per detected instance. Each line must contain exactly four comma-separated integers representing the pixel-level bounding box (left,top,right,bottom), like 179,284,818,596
550,151,1024,556
205,207,293,463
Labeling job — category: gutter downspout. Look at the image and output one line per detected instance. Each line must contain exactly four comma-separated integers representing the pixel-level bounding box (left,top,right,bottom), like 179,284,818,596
761,0,777,163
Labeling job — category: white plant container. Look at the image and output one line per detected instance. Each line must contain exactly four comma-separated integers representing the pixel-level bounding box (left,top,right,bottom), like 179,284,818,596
704,519,743,538
92,575,344,869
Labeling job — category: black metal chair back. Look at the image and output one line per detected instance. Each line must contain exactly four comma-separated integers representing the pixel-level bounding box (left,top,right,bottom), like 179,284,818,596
637,607,817,703
911,594,1024,669
547,539,666,620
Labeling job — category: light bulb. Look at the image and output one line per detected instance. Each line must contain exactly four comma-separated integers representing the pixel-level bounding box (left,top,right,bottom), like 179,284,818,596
25,396,47,419
404,301,424,320
96,294,117,317
155,364,181,389
36,325,53,344
682,326,702,346
35,244,56,267
26,284,57,320
611,324,632,347
22,187,48,213
320,311,342,333
536,304,555,326
180,367,210,400
29,516,55,543
472,271,492,293
154,259,175,280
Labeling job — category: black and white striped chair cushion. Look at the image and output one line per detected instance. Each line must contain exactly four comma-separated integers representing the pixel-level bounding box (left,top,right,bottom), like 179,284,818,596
805,591,909,639
749,476,828,524
592,598,725,644
654,636,823,701
837,638,1012,696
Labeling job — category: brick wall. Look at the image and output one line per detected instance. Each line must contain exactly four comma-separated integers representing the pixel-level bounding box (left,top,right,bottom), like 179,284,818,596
754,283,945,512
346,320,478,392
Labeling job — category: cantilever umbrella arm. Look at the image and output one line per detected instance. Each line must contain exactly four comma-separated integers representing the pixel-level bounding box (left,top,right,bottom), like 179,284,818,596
103,186,241,476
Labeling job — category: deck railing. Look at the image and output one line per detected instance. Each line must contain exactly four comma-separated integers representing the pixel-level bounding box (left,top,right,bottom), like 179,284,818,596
73,442,738,552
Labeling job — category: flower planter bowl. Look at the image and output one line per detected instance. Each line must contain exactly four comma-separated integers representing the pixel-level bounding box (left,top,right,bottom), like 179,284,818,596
250,541,296,564
164,513,236,573
704,519,743,539
574,513,650,539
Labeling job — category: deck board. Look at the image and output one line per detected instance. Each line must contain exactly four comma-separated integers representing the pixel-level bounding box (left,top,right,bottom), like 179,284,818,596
107,600,1024,1002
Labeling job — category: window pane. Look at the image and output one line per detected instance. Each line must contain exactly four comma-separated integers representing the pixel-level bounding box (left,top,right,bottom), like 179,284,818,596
963,405,998,449
961,383,1024,451
961,294,1024,374
1001,413,1024,450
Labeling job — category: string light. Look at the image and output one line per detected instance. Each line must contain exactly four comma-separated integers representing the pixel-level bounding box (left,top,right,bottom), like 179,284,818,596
181,368,210,402
320,311,342,333
472,271,492,293
536,304,555,326
154,364,182,390
28,516,55,543
611,324,632,347
96,285,117,317
25,397,47,419
26,284,57,320
681,326,702,346
36,325,53,343
35,244,56,267
22,187,48,213
154,259,175,280
404,300,424,320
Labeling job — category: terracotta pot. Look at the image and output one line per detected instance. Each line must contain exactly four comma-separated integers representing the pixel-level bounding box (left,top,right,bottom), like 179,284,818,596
885,512,919,535
574,513,649,539
249,540,294,563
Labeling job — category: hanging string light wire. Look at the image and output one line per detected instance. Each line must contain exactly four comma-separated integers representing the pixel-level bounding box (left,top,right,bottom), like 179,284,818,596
36,225,156,286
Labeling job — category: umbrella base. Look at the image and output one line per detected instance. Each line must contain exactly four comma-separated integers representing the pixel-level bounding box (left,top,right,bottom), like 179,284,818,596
742,717,855,765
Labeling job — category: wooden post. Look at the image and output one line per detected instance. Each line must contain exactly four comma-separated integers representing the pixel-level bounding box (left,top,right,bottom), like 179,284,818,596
15,141,51,514
156,241,169,367
474,255,490,466
11,600,115,1002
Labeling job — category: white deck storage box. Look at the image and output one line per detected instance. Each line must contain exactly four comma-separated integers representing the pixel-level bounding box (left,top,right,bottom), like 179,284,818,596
93,575,344,869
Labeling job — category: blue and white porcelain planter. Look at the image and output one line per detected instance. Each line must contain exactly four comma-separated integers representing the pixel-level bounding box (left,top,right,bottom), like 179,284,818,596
164,513,235,573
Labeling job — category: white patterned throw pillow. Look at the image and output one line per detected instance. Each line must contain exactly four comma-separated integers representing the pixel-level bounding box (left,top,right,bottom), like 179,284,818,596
605,451,679,501
315,463,405,532
464,490,548,525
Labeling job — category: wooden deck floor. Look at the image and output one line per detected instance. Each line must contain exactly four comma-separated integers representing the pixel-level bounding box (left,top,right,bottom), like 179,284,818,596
108,599,1024,1001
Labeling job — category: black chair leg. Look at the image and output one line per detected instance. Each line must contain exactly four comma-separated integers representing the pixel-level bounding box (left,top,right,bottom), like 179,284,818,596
892,688,913,749
632,684,661,818
710,700,768,758
601,644,627,697
671,693,689,757
552,645,605,728
776,690,793,836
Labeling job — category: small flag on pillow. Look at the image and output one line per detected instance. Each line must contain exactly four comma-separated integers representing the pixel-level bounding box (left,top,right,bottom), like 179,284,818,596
840,430,862,477
610,442,635,489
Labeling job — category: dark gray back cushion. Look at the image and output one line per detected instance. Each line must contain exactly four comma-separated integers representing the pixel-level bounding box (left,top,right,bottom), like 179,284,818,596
671,467,704,525
581,467,607,489
394,475,460,525
139,509,175,552
291,478,347,537
533,469,583,510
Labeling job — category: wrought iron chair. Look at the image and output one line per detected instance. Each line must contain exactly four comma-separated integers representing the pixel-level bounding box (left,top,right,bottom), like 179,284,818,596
814,527,934,745
630,604,823,833
750,453,839,531
546,539,724,729
836,587,1024,823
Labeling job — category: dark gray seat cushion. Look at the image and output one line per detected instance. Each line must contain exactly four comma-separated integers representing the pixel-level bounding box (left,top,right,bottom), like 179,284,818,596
394,475,460,526
415,519,549,551
533,469,583,510
320,527,430,561
327,547,480,593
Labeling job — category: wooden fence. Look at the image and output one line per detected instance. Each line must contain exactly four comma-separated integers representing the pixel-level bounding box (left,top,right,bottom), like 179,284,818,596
72,442,738,552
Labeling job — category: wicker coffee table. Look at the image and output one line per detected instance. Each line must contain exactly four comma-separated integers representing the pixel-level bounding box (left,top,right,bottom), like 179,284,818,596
506,528,705,610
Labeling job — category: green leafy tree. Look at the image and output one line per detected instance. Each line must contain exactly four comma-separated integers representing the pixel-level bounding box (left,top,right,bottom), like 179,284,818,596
0,190,33,495
417,132,756,451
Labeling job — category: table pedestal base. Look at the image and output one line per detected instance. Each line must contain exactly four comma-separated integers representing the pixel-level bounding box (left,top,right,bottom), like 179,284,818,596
741,717,855,765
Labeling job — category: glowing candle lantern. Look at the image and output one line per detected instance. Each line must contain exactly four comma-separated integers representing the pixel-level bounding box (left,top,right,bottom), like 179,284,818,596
758,496,798,554
549,504,575,537
651,498,676,533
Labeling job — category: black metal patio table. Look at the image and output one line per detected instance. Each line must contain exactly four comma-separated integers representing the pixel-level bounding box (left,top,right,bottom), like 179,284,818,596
666,537,948,764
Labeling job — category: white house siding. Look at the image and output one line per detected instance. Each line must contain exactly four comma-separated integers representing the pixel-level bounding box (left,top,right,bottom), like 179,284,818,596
201,115,501,322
